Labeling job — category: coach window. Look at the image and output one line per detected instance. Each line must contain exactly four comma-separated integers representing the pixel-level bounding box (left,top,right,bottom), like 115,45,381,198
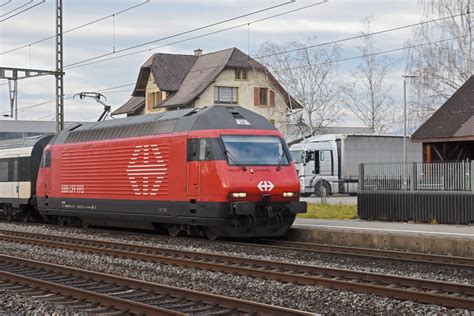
12,160,18,182
0,160,8,181
19,157,31,181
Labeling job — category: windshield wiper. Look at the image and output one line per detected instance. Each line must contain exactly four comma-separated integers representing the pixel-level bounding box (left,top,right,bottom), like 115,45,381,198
225,150,246,171
276,152,288,171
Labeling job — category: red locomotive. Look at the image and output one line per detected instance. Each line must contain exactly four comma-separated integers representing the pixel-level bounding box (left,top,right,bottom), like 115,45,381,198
2,106,306,238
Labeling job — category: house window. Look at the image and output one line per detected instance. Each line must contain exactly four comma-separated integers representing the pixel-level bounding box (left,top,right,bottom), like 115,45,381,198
214,86,238,104
234,69,248,80
147,91,164,110
259,88,268,106
254,87,276,107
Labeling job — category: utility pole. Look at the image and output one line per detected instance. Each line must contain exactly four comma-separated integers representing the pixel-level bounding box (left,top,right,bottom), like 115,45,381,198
7,79,17,119
55,0,64,132
1,2,63,122
402,74,418,189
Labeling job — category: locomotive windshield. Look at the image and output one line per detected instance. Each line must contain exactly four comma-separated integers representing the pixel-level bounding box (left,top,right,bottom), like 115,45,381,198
221,135,290,166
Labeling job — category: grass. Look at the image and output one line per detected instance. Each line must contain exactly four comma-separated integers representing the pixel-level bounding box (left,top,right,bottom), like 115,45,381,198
297,203,358,220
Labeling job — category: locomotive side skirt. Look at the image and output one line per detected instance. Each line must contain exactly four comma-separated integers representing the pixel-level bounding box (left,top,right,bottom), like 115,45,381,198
38,198,302,237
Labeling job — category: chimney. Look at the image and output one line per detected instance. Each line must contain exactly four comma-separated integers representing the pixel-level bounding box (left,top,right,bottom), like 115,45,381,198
194,48,203,56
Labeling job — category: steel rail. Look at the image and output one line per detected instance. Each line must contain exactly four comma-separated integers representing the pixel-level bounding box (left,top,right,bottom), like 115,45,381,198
244,239,474,268
0,270,181,315
0,254,311,316
0,277,122,314
0,230,473,310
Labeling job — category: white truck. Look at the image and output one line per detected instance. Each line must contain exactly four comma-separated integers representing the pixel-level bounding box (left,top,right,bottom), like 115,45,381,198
290,134,422,196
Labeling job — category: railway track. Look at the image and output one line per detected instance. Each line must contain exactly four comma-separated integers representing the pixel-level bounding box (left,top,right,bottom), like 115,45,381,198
244,239,474,269
0,254,310,315
0,279,121,315
0,229,473,310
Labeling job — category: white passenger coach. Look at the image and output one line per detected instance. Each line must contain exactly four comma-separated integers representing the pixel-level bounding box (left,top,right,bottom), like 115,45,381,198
0,135,53,220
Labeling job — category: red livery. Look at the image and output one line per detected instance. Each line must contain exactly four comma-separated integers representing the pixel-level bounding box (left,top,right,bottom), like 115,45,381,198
9,106,307,238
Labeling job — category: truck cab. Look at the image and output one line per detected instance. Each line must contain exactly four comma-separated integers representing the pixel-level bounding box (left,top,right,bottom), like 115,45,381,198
290,137,339,197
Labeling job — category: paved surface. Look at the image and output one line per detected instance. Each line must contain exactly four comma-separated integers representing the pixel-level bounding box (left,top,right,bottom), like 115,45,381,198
293,218,474,239
301,195,357,205
289,219,474,256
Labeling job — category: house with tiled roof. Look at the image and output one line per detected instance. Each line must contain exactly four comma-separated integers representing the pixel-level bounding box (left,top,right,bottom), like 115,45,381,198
411,75,474,162
112,47,301,136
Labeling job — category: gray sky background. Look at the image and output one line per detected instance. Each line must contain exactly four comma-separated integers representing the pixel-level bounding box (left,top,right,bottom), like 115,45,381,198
0,0,424,126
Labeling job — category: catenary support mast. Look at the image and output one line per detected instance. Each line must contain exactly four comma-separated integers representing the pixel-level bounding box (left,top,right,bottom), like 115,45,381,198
55,0,64,132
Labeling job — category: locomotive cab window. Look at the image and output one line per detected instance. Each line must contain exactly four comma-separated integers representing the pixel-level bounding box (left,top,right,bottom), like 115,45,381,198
187,138,225,161
41,150,51,168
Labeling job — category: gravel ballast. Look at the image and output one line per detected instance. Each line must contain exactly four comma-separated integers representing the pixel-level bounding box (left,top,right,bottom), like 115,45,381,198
0,222,472,315
0,286,83,315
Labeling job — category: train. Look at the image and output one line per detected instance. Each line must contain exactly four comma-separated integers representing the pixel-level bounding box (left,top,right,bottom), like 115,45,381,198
0,106,306,239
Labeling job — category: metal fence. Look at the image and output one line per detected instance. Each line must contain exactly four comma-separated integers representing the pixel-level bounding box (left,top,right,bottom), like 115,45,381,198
360,161,473,192
358,161,474,224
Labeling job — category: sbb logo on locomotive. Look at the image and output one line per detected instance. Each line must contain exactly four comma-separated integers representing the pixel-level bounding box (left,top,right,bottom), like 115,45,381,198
127,144,168,196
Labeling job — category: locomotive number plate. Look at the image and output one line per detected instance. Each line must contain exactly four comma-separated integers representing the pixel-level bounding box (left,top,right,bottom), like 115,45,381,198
61,184,85,194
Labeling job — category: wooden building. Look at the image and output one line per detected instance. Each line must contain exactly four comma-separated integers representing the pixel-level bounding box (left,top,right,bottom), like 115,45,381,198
412,75,474,162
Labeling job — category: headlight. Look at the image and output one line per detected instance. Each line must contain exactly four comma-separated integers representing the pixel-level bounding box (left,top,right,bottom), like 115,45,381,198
283,192,296,197
230,192,247,198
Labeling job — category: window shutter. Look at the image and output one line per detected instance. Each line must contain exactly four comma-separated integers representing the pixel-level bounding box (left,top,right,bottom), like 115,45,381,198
269,90,275,107
147,93,154,110
254,87,260,106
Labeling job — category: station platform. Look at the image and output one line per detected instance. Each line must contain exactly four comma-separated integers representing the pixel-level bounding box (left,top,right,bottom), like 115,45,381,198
287,218,474,257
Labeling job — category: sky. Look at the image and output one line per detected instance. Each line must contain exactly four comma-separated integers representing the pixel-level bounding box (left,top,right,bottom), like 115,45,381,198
0,0,425,126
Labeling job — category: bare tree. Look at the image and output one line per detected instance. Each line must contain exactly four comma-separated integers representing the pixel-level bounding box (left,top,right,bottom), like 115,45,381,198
258,38,343,136
405,0,473,124
342,18,395,133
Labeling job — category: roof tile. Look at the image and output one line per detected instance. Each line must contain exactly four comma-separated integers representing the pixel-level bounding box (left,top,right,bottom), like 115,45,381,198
412,76,474,141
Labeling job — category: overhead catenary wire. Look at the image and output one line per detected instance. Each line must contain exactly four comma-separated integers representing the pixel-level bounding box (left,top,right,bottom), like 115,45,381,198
0,0,45,22
0,0,32,17
1,3,468,118
64,0,301,69
3,33,465,117
269,34,469,72
0,0,308,86
64,8,466,71
0,0,12,7
78,33,471,82
0,0,150,55
254,11,472,59
0,83,135,115
65,1,329,70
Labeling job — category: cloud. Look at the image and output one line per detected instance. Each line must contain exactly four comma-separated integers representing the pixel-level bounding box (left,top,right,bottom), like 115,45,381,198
1,0,425,123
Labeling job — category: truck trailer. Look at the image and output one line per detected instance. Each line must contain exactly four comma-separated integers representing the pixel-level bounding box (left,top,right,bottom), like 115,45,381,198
290,134,422,196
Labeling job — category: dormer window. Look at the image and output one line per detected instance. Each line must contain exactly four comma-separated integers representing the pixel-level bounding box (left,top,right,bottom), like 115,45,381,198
147,91,164,110
234,69,248,80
